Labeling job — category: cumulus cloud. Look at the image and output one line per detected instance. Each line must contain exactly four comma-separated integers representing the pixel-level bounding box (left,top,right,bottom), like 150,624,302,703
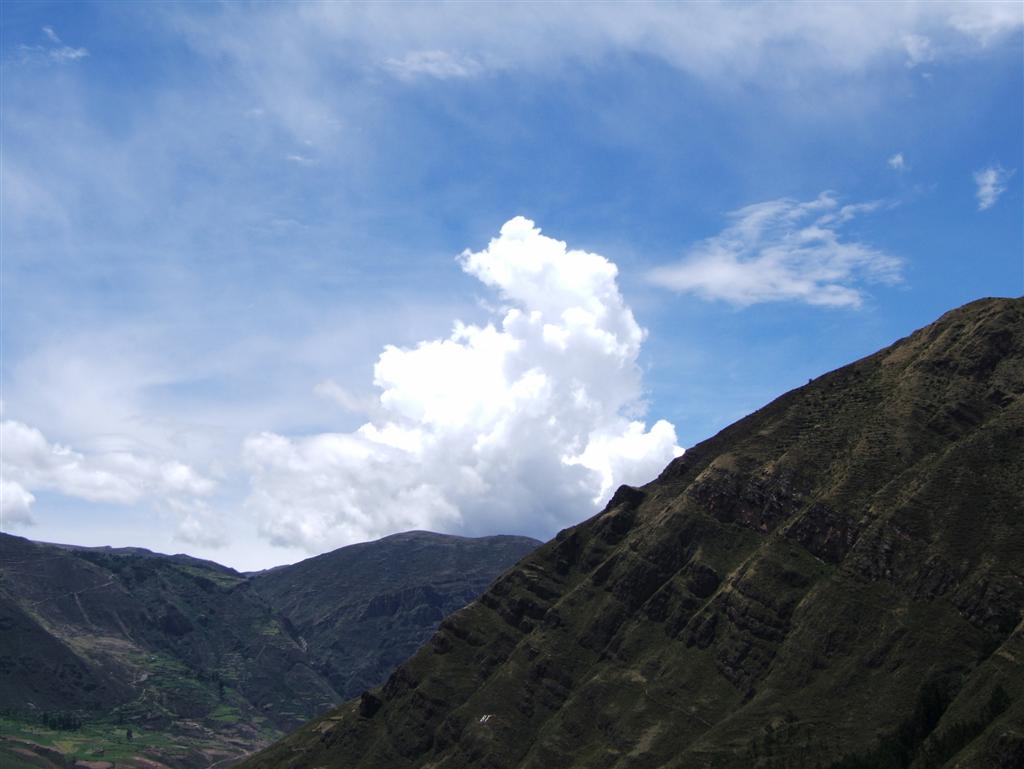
974,165,1013,210
0,419,216,535
1,479,36,528
648,193,902,308
888,153,907,171
244,217,681,551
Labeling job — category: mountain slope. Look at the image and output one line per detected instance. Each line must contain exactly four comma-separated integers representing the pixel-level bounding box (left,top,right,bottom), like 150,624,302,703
240,297,1024,769
253,532,543,701
0,531,538,768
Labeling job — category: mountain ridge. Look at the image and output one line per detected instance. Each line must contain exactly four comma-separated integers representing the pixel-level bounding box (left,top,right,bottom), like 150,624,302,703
238,296,1024,769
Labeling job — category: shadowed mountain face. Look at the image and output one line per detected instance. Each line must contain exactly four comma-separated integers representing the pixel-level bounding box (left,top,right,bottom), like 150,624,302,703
252,532,545,701
0,531,538,768
239,297,1024,769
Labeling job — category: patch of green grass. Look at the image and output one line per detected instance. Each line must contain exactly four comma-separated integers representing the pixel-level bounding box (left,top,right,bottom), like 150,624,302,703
258,619,283,637
0,714,278,769
179,564,247,588
210,704,241,724
0,717,182,763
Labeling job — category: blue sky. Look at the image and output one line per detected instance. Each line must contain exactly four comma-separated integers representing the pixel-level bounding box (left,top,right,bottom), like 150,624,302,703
2,2,1021,570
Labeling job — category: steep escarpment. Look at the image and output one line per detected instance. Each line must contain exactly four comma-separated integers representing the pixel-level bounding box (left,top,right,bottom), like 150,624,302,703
240,297,1024,769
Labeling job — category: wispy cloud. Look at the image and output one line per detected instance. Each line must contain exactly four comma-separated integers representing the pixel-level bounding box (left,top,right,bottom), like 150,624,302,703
948,3,1024,45
11,43,89,65
973,165,1014,210
648,193,902,309
285,153,317,166
902,34,935,68
313,380,376,414
383,50,483,81
168,2,1024,143
8,26,88,66
888,153,907,171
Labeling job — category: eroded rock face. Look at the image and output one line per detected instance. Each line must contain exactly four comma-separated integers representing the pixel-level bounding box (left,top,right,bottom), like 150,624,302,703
689,467,803,534
786,502,860,564
239,297,1024,769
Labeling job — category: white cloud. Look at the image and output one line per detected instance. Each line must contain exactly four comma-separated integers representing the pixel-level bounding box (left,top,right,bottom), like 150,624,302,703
902,34,935,67
383,50,483,81
948,3,1024,45
12,44,89,65
974,165,1014,210
244,217,681,551
313,379,375,413
0,419,216,531
648,193,902,308
169,499,228,548
888,153,907,171
352,2,1023,83
167,2,1024,143
50,46,88,62
1,479,36,528
11,26,88,66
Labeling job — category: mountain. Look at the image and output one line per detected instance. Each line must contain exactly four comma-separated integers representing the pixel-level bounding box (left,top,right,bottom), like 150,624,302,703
0,531,539,768
238,297,1024,769
252,531,545,701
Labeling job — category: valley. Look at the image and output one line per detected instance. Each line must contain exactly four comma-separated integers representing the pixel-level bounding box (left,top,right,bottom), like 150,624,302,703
0,531,539,768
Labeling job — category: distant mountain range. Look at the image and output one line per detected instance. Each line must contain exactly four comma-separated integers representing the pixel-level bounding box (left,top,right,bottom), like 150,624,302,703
0,530,539,768
238,298,1024,769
